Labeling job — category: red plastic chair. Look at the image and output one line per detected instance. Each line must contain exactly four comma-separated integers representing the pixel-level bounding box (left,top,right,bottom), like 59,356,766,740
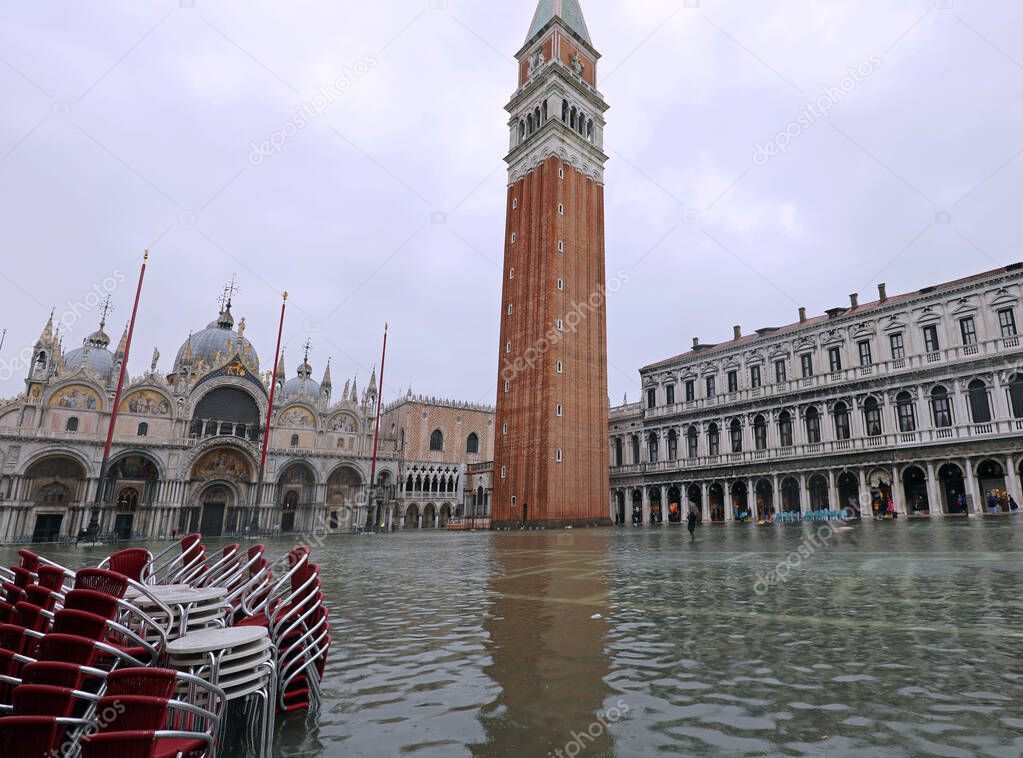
10,567,35,590
12,683,94,717
103,550,152,584
0,603,12,626
12,602,49,634
2,583,26,605
17,552,40,572
52,610,108,641
74,570,128,599
63,589,121,621
80,729,213,758
21,661,106,692
0,715,73,755
24,585,58,612
37,566,70,593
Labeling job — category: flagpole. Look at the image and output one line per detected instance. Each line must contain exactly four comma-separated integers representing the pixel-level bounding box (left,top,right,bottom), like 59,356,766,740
254,291,287,531
367,323,388,532
87,251,148,540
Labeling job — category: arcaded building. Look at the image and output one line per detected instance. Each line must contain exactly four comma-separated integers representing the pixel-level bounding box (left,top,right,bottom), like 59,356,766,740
0,290,494,544
492,0,611,528
609,264,1023,524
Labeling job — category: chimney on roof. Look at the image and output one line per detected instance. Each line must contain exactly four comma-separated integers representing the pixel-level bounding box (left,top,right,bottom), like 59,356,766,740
878,282,888,302
849,293,859,309
692,337,700,349
733,325,741,340
798,307,807,323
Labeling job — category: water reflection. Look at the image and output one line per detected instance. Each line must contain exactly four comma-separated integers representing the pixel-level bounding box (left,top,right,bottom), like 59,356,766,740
473,532,614,758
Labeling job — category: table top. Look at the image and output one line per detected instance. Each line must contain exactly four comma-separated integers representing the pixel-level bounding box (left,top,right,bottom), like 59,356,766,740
133,586,227,606
166,625,268,655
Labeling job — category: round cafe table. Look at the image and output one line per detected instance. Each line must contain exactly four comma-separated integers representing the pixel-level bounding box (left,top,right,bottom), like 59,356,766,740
167,626,276,757
130,585,229,641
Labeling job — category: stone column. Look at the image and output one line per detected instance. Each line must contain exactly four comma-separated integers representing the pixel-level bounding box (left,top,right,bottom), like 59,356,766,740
747,477,756,520
963,458,981,515
828,470,839,512
723,481,734,522
660,484,668,525
891,465,904,515
859,469,869,517
1006,454,1022,509
641,488,651,526
771,474,780,516
925,461,942,516
799,473,810,514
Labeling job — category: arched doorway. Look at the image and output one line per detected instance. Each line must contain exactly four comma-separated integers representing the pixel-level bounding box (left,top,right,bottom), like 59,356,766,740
868,469,894,519
198,484,234,538
649,487,662,524
423,503,437,529
686,484,703,521
439,504,452,527
837,472,860,516
107,454,159,540
938,464,967,514
327,465,364,532
188,447,253,535
902,466,929,514
754,480,774,521
709,483,725,522
404,504,420,529
278,462,315,533
26,456,87,543
631,489,642,525
780,477,800,513
667,486,682,523
978,460,1008,512
731,482,749,521
614,491,626,525
808,474,829,511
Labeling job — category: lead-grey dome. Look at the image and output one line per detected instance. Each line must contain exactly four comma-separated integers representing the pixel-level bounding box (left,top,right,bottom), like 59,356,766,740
283,359,319,399
64,344,114,377
174,306,259,374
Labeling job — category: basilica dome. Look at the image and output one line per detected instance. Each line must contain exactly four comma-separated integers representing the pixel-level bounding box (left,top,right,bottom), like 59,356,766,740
283,359,319,399
174,307,259,375
64,326,114,378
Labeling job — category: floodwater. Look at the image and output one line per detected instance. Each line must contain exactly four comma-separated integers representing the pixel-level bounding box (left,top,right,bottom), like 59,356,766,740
5,519,1023,757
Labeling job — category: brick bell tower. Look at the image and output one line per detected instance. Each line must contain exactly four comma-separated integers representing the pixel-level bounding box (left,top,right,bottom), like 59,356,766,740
492,0,610,529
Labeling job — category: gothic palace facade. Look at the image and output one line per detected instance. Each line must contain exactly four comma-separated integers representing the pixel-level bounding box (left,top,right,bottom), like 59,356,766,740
609,264,1023,525
0,293,493,544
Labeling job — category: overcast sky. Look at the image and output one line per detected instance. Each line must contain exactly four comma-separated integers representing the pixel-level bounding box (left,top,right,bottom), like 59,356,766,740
1,0,1021,408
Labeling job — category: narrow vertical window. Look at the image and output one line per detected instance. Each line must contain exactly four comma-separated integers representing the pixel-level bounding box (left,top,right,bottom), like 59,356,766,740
959,317,977,346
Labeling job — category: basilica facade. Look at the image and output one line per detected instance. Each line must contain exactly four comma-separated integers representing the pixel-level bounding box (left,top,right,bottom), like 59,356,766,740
609,263,1023,525
0,293,492,544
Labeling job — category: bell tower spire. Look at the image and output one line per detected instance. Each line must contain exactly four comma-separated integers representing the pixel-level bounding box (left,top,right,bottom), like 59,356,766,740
492,2,610,528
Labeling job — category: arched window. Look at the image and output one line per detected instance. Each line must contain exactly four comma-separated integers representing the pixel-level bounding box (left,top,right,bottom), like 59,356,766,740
587,119,594,141
863,397,883,437
931,386,953,428
66,417,79,433
137,422,149,437
526,113,534,135
430,429,444,451
519,120,525,142
570,106,577,129
466,433,479,454
707,423,720,456
35,351,46,368
778,411,793,447
290,434,299,447
834,402,851,440
647,432,658,464
667,429,678,460
630,435,640,464
542,101,548,122
968,379,992,423
896,391,916,433
805,407,821,443
753,415,767,450
730,419,743,453
1009,376,1023,418
686,426,699,458
406,475,414,493
534,106,541,128
562,99,568,122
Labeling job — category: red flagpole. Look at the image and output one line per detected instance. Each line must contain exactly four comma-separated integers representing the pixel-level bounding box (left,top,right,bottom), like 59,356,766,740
88,251,148,537
254,292,287,526
368,323,388,530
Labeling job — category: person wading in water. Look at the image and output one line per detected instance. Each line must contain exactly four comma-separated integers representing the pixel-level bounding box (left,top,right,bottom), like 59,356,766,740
687,508,699,541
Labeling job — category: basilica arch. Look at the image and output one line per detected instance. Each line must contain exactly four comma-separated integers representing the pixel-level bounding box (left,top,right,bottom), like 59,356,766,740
21,454,88,543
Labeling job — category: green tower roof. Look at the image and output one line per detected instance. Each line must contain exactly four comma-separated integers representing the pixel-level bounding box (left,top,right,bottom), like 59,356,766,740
526,0,591,46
